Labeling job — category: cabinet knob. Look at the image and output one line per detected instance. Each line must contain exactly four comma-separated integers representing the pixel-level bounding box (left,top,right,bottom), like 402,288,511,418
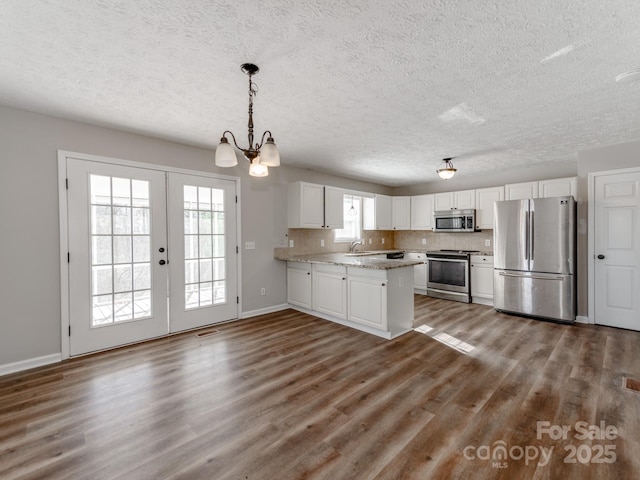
381,283,386,286
342,277,346,280
307,272,311,275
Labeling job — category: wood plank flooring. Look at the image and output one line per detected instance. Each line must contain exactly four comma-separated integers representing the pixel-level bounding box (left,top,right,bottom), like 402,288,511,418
1,296,640,479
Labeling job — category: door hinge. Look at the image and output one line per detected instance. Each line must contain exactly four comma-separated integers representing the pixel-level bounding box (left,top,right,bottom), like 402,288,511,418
68,326,71,336
66,178,69,189
67,252,70,263
235,195,238,203
236,296,239,304
236,246,239,254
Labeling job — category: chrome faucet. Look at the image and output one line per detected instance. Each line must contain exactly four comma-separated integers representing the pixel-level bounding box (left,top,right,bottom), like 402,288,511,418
349,240,363,253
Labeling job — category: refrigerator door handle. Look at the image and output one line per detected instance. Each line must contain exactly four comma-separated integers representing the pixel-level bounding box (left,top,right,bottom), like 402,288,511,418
524,211,529,260
498,271,566,280
530,211,534,261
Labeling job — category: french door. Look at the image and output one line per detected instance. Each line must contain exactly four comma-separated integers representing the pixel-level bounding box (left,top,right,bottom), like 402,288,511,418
66,158,238,356
168,173,237,332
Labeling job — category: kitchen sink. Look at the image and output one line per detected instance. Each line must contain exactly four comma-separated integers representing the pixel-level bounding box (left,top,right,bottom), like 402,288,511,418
343,251,376,256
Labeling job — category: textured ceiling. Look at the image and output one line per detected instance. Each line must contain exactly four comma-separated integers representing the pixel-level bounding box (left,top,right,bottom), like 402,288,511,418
1,1,640,186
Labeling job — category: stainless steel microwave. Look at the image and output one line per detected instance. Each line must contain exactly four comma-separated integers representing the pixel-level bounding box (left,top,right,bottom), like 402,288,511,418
433,209,476,232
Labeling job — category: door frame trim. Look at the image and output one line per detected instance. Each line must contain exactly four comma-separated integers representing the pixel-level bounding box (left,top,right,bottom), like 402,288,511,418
57,150,242,360
588,166,640,325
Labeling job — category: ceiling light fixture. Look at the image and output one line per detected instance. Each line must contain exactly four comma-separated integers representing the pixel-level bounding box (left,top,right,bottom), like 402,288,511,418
437,157,457,180
215,63,280,177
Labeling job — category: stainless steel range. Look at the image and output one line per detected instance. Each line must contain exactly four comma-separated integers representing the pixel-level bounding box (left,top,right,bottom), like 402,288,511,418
425,250,479,303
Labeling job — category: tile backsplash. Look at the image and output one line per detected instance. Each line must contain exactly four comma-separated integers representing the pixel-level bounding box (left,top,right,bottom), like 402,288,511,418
393,230,493,252
274,228,493,256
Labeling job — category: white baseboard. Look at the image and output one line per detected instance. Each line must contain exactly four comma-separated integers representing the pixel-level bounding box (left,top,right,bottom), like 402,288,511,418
241,303,289,319
0,353,62,377
575,315,591,324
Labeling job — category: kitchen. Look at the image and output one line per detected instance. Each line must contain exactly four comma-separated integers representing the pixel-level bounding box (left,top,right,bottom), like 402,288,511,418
277,176,577,337
2,1,640,479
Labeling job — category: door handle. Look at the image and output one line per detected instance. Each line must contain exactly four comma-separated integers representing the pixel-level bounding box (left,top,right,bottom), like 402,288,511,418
498,271,564,280
159,259,166,265
524,211,529,260
597,254,605,260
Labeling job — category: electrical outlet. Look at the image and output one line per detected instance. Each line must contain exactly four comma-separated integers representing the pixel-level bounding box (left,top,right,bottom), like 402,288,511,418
289,239,294,248
261,288,266,296
422,238,427,245
368,238,372,245
381,238,385,244
245,241,255,250
485,239,491,247
320,239,325,247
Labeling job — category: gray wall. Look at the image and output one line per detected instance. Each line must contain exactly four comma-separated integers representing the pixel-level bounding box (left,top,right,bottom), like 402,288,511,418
0,105,391,366
576,139,640,318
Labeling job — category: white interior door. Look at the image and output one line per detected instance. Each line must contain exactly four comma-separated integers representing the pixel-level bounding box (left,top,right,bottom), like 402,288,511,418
594,171,640,330
167,173,238,332
67,159,169,355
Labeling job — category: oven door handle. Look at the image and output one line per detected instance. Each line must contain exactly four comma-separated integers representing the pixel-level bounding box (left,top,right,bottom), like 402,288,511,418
426,258,469,263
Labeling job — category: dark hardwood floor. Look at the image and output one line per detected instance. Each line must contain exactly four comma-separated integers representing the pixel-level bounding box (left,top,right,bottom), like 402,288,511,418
1,296,640,479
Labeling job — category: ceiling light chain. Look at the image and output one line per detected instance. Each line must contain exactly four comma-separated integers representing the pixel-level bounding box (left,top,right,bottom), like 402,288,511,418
214,63,280,177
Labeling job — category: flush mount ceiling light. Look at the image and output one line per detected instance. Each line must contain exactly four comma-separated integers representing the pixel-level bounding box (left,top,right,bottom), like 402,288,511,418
215,63,280,177
437,157,457,180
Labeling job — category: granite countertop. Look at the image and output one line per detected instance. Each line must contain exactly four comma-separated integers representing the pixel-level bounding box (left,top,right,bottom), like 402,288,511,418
275,251,424,270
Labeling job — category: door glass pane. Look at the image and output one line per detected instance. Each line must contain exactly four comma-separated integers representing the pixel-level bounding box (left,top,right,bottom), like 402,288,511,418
89,174,152,326
184,185,227,309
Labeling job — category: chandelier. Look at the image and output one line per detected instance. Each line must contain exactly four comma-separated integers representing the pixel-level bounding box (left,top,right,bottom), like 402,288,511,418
214,63,280,177
437,157,457,180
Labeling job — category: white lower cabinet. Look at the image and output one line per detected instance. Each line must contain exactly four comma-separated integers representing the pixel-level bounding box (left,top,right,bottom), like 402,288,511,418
312,264,347,320
287,262,312,309
470,255,494,306
286,261,414,339
404,252,427,292
347,273,387,329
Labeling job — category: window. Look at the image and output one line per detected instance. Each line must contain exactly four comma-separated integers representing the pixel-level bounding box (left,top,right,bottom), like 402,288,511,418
335,195,362,242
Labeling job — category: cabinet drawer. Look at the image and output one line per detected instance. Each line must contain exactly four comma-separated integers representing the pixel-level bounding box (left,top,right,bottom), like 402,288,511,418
347,266,387,280
313,263,347,275
287,261,312,272
470,255,493,266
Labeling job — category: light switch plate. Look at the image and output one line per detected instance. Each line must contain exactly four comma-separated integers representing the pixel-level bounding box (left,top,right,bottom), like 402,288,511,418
245,241,256,250
382,238,385,244
320,239,325,247
485,239,491,247
422,238,427,245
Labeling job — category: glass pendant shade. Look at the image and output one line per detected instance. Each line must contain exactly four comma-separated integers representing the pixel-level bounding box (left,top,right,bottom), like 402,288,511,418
437,168,456,180
249,159,269,177
259,137,280,167
215,138,238,167
437,158,457,180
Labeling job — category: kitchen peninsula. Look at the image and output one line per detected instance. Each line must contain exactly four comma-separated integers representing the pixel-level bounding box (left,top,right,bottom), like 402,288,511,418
276,252,422,339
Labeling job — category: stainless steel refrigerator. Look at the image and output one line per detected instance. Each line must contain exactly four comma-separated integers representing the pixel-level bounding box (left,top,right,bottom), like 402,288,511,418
493,196,575,322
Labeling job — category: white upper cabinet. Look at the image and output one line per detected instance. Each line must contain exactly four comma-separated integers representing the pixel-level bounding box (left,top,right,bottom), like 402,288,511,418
505,181,539,200
374,194,392,230
410,194,434,230
434,189,476,210
454,189,476,209
324,186,345,229
434,192,455,211
475,186,504,229
539,177,577,199
288,182,344,229
391,196,411,230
